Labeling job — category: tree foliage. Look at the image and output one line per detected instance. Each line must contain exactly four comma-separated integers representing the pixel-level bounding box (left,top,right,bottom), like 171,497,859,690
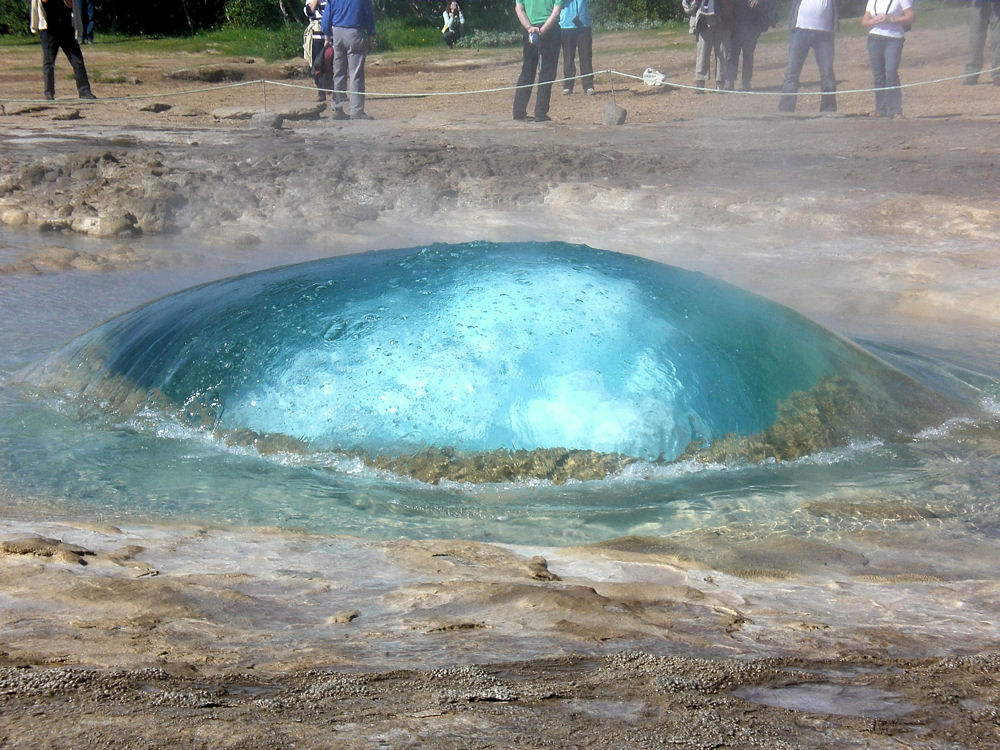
1,0,683,38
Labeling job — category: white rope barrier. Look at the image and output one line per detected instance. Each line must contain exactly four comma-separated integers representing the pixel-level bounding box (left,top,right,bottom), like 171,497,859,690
3,63,1000,106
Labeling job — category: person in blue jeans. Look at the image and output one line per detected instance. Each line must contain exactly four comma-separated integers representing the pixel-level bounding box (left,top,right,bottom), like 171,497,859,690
559,0,594,95
862,0,914,117
778,0,838,112
964,0,1000,85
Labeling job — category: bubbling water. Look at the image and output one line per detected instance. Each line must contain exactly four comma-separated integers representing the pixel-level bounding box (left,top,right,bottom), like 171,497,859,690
23,242,956,484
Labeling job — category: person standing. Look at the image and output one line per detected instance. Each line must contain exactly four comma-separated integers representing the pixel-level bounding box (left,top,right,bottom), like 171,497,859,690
862,0,914,117
441,1,465,48
512,0,563,122
321,0,376,120
682,0,733,92
30,0,96,101
305,0,333,102
559,0,594,95
725,0,775,91
964,0,1000,85
778,0,838,112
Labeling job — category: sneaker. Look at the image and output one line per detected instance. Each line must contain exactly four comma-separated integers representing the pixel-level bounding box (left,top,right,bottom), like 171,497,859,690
562,87,572,95
351,112,373,120
79,91,97,100
585,87,595,95
331,107,349,120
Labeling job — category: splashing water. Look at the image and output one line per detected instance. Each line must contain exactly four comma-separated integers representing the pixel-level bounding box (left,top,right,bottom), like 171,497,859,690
3,242,997,544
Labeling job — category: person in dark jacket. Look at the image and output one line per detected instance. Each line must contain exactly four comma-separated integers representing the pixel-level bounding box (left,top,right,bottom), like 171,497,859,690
30,0,96,100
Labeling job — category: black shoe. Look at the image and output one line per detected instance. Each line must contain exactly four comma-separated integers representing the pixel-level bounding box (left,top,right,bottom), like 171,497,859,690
79,91,97,100
317,91,326,102
331,107,349,120
963,76,979,86
513,113,527,120
351,111,373,120
44,92,55,101
534,114,551,122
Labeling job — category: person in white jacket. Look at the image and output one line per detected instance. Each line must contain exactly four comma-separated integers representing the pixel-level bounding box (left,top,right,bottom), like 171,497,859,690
30,0,95,100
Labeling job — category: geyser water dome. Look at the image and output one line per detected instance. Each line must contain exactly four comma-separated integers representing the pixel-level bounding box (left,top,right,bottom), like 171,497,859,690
28,242,950,483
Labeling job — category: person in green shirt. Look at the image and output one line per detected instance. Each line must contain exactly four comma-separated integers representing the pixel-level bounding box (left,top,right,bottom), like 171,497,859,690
513,0,563,121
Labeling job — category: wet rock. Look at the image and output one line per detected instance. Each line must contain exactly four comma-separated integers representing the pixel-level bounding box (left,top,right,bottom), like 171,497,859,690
52,109,83,121
526,556,561,581
97,211,138,237
1,536,95,565
1,208,28,227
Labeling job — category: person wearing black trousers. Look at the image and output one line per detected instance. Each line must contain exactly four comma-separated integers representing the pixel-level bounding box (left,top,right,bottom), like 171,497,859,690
30,0,96,100
512,0,563,122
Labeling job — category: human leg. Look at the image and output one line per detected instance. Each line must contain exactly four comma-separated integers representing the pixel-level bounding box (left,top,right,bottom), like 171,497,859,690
741,29,760,89
779,28,810,112
40,29,59,98
813,30,837,112
867,33,888,115
694,28,711,85
714,29,732,88
966,1,991,81
534,27,561,119
343,28,368,116
55,26,93,97
330,30,349,112
561,28,577,93
884,36,904,115
989,4,1000,83
513,33,539,119
577,27,594,91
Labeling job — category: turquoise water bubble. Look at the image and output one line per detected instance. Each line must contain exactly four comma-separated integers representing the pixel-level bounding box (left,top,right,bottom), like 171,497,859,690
27,242,951,482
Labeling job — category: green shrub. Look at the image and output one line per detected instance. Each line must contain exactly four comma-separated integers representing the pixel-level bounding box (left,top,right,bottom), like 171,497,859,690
0,0,30,35
261,21,303,58
224,0,285,29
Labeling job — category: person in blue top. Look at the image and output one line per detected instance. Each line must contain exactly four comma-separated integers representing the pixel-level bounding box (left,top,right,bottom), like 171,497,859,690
559,0,594,95
321,0,376,120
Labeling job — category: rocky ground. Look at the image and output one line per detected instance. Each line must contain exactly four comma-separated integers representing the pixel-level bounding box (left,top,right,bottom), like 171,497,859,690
2,10,1000,748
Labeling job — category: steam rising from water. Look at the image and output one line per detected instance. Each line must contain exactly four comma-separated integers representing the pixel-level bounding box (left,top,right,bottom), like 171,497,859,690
25,243,953,483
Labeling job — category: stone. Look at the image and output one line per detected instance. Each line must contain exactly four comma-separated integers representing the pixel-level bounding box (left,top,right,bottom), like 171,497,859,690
251,112,285,130
602,101,627,126
97,211,138,237
1,208,28,227
138,102,172,113
212,106,259,121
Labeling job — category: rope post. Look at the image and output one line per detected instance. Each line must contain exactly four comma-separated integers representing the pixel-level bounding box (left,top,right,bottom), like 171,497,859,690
610,72,616,107
262,79,267,112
